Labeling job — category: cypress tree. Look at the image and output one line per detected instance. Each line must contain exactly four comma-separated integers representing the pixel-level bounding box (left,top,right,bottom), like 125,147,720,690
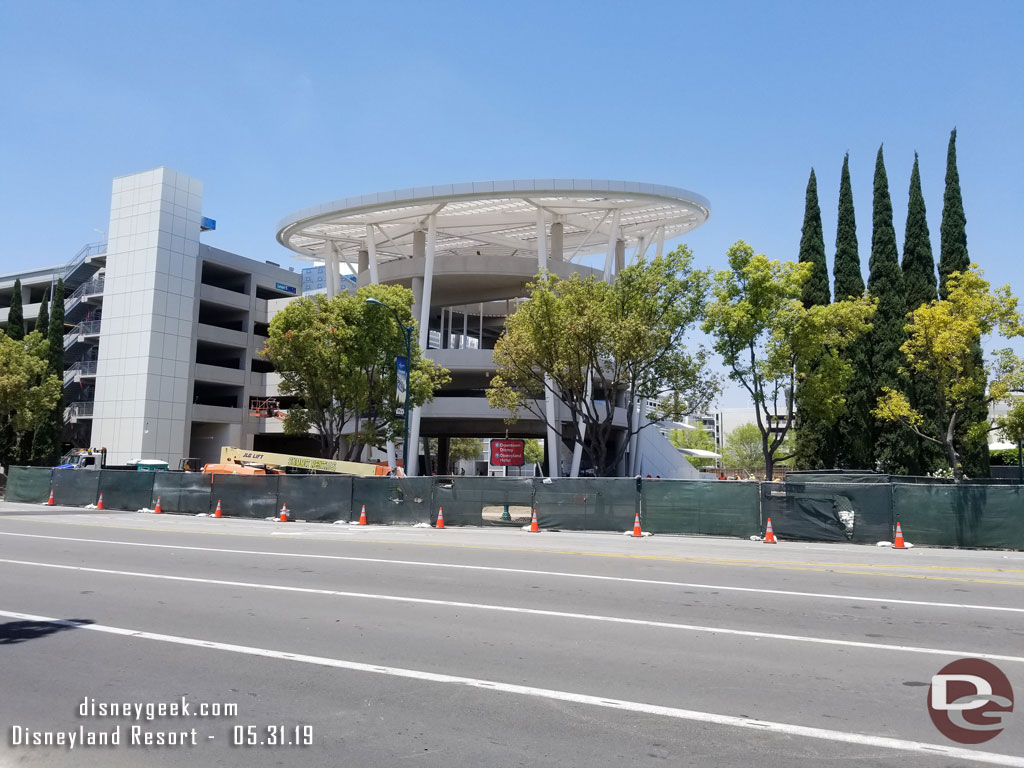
31,280,66,465
794,169,835,468
798,170,830,307
939,128,989,476
833,155,865,300
900,154,943,474
867,145,913,474
35,288,49,335
831,154,873,469
938,129,969,298
7,279,24,341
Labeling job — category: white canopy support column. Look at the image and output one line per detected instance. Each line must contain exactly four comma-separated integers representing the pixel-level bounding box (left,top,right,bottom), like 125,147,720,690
602,208,621,282
544,375,559,478
365,224,380,285
627,397,644,475
631,398,649,475
407,215,437,477
550,219,563,262
569,372,593,478
536,208,548,272
656,225,666,257
324,242,341,298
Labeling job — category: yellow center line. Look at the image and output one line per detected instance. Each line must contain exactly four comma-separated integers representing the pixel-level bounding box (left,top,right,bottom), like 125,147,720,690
1,514,1023,586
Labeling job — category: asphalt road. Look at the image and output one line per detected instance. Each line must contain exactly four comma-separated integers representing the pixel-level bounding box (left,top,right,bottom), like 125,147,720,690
0,500,1022,767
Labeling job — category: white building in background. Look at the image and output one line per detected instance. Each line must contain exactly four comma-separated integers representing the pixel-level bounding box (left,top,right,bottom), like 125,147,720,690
275,179,711,478
0,167,301,467
2,172,716,478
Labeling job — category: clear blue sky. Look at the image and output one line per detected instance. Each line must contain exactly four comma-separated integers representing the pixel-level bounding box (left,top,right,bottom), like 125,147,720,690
2,1,1021,405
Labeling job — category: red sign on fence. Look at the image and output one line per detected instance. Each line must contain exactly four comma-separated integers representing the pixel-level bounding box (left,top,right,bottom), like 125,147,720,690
490,439,525,466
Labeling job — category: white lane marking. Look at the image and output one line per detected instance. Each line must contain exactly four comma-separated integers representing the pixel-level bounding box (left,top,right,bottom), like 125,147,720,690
0,530,1021,615
0,609,1020,767
2,557,1022,664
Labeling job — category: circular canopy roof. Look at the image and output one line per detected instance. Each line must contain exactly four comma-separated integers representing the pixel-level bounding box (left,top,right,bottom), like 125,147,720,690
276,179,710,266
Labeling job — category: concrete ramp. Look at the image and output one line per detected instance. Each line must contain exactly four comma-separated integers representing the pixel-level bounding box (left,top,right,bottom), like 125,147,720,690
635,428,699,479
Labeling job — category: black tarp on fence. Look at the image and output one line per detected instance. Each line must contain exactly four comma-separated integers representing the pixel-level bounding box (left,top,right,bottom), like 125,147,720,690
533,478,638,531
96,470,155,510
152,472,212,514
351,477,433,525
277,474,353,522
210,475,281,518
893,483,1024,549
643,480,760,537
431,477,535,527
51,469,101,507
4,466,53,503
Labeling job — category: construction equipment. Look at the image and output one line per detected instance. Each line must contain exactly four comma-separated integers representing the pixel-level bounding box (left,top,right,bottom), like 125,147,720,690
213,447,387,477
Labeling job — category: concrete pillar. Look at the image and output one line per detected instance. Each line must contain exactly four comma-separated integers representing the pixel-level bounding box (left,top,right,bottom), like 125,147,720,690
536,209,548,272
365,225,380,284
615,239,625,275
358,249,369,277
408,216,437,477
569,372,592,478
324,243,341,298
602,209,621,283
550,221,563,262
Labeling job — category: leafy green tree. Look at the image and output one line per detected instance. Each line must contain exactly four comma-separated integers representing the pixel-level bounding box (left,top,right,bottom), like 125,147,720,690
0,330,61,471
901,153,943,474
794,168,836,469
263,284,449,461
669,427,718,468
721,423,764,476
523,439,544,466
30,280,66,465
867,146,914,473
703,241,876,479
7,279,24,341
830,154,874,469
447,437,483,473
487,246,718,477
874,266,1024,481
938,128,989,476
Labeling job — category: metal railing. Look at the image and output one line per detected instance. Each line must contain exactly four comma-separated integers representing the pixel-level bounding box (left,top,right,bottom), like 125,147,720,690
62,242,106,279
64,361,98,385
64,401,95,421
68,278,105,301
63,319,103,348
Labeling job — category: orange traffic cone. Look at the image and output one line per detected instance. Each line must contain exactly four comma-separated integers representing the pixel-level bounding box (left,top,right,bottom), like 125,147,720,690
153,497,162,514
214,500,222,518
436,507,445,529
632,511,643,537
764,517,777,543
96,493,104,510
280,504,289,522
894,521,906,549
46,488,55,506
358,505,367,525
529,508,539,533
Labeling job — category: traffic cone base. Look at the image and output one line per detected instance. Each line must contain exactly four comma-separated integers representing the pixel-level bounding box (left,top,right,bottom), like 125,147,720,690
214,500,222,518
436,507,445,529
764,517,777,544
153,496,163,514
529,508,539,533
96,493,104,510
46,489,55,506
894,521,906,549
632,511,642,537
358,505,367,525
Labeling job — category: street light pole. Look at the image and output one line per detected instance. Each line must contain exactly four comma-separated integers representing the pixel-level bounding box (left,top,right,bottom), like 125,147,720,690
366,298,413,472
